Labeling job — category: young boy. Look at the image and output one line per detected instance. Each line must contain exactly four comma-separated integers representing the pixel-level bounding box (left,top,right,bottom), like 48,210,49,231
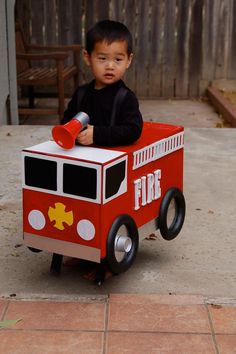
63,20,143,283
62,20,143,146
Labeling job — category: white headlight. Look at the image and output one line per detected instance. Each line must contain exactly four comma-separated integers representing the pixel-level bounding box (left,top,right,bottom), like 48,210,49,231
77,219,95,241
28,210,46,230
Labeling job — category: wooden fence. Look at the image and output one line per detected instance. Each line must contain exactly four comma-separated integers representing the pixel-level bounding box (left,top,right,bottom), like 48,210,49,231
15,0,236,98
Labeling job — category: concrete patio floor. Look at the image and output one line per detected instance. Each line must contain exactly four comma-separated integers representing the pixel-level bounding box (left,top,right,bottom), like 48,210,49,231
0,98,235,353
1,98,235,298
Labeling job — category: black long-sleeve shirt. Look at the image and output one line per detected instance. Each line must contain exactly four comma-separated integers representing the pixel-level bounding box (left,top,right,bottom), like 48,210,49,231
63,80,143,146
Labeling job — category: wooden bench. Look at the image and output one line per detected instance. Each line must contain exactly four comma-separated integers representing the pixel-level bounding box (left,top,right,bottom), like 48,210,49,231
15,22,82,122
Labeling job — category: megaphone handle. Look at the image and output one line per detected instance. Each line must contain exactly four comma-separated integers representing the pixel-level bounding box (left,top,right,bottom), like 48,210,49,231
73,112,90,129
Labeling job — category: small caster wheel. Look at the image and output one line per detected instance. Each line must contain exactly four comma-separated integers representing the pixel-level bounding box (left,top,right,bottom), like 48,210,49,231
50,253,63,275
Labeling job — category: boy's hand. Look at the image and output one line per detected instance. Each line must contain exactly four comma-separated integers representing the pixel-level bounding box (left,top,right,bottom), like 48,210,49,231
77,124,94,145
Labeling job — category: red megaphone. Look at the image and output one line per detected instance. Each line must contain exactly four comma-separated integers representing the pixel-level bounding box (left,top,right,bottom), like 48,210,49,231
52,112,90,149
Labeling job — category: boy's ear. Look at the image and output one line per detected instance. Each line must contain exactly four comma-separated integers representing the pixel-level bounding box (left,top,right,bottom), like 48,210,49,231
127,53,134,68
83,50,91,66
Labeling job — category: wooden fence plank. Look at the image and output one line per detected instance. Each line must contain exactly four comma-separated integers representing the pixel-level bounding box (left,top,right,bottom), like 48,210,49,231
70,0,84,85
109,0,125,22
83,0,97,82
30,1,44,44
175,0,192,97
148,0,163,97
57,0,84,73
44,0,57,45
15,0,31,42
188,0,203,97
58,0,73,45
27,0,45,68
123,0,137,92
229,0,236,78
201,0,220,84
161,0,177,97
85,0,96,31
134,0,150,96
214,0,233,79
70,0,83,45
96,0,110,20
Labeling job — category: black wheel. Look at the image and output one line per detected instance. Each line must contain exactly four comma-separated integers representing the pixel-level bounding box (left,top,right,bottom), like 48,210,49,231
106,214,139,274
28,247,42,253
158,188,186,240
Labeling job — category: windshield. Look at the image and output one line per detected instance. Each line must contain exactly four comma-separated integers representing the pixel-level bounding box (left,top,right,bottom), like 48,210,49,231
24,156,57,191
24,156,98,201
63,163,97,199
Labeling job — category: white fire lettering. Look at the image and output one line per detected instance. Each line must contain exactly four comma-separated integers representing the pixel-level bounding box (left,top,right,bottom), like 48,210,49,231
134,169,161,210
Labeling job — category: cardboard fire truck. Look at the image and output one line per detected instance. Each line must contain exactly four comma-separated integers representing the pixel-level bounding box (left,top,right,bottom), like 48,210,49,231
22,121,185,275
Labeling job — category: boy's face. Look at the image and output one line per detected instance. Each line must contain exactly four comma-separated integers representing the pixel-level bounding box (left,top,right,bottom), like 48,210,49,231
84,40,133,89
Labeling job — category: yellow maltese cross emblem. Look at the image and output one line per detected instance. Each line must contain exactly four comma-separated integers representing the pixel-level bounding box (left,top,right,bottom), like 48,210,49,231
48,202,73,230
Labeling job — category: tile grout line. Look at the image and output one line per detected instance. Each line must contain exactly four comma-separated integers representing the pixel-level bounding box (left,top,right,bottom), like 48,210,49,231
205,303,220,354
1,300,10,321
0,328,219,335
102,297,110,354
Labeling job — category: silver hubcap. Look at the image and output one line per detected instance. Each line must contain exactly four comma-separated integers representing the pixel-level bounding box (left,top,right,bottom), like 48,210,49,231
114,225,132,262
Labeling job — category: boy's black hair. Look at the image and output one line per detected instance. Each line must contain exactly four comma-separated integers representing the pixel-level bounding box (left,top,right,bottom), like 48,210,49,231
86,20,133,55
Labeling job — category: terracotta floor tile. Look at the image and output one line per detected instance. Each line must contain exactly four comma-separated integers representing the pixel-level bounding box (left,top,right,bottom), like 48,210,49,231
216,335,236,354
0,300,8,319
110,294,205,305
0,330,103,354
108,301,211,333
106,332,216,354
208,305,236,334
4,300,106,331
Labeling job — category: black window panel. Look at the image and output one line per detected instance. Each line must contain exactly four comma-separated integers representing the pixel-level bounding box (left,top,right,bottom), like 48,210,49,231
25,156,57,191
63,164,97,199
105,160,126,199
